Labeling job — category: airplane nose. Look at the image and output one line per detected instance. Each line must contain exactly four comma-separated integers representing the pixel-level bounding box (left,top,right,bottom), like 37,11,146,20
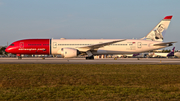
5,48,10,53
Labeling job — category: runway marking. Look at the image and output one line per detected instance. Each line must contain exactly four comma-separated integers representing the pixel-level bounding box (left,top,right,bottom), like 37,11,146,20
0,58,180,64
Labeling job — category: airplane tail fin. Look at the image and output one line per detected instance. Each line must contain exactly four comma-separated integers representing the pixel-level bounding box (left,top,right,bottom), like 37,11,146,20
133,53,140,57
141,15,173,42
167,47,175,56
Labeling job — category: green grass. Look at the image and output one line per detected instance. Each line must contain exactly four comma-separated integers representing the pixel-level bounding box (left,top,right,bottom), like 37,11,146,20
0,64,180,100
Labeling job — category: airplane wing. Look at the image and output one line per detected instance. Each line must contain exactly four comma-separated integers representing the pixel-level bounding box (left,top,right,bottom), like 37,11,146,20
153,42,176,46
77,39,126,52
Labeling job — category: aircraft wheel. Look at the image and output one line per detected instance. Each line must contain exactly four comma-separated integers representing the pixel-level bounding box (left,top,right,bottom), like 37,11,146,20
86,56,94,60
18,56,22,60
90,56,94,59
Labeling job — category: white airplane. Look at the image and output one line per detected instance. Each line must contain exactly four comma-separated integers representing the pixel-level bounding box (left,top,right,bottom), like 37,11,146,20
174,49,180,58
149,47,175,58
175,52,180,58
5,15,175,59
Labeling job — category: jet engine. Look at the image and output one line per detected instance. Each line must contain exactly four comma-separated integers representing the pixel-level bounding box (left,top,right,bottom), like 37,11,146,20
61,48,81,58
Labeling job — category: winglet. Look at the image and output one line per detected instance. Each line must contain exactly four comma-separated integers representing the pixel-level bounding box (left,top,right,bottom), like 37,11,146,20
164,15,173,19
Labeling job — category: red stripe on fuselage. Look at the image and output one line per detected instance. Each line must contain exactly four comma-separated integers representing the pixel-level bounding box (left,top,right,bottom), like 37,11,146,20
6,39,50,55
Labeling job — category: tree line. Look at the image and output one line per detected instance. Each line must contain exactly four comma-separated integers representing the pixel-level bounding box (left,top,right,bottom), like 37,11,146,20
0,47,7,55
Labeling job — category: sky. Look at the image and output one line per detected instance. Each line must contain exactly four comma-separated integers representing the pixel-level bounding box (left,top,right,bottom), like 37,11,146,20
0,0,180,50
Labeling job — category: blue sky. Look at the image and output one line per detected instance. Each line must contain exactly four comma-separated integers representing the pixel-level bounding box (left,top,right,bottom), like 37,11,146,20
0,0,180,50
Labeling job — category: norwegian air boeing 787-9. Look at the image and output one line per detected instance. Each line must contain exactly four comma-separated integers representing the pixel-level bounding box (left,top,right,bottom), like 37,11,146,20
5,15,175,59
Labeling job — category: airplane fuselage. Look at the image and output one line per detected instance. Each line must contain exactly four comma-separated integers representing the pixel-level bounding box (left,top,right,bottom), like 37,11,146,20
5,39,169,56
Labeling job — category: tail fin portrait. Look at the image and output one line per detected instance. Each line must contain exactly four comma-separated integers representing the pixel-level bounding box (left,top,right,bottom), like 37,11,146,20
142,15,173,42
167,47,175,57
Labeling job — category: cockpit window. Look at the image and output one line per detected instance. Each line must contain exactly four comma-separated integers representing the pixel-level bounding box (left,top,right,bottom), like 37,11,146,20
10,44,14,46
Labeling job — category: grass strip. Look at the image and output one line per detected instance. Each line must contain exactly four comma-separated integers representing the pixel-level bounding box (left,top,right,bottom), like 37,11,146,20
0,64,180,100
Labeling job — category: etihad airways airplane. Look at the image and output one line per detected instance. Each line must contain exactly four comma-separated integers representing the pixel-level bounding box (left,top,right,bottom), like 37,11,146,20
5,15,175,59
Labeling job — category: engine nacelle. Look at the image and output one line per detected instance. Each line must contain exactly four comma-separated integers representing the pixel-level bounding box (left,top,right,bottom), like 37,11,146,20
61,48,80,58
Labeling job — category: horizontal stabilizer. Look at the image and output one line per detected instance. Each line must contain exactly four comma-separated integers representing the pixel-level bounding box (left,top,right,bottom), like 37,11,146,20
153,42,176,46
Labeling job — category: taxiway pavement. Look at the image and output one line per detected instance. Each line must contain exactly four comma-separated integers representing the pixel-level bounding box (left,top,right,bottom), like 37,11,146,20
0,58,180,64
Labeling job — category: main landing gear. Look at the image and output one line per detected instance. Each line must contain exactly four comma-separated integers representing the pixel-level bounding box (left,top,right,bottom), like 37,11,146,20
86,51,94,60
86,55,94,60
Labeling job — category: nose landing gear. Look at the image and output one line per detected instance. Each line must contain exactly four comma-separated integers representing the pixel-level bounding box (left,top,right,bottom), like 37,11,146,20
17,54,22,60
18,56,22,60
